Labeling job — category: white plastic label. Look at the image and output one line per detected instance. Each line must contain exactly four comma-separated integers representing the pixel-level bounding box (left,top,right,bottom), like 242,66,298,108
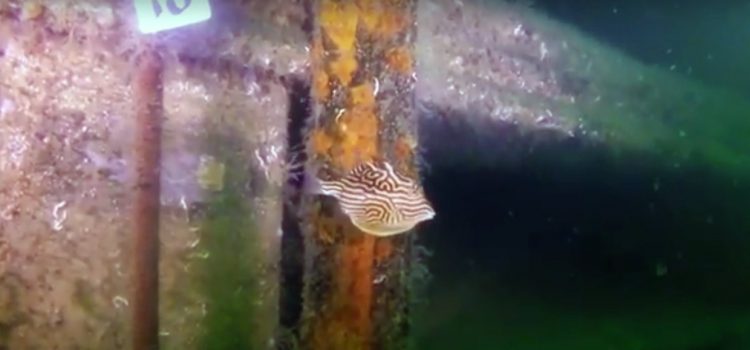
134,0,212,34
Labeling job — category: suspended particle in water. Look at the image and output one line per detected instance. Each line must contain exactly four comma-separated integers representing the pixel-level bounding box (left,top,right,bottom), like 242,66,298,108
655,262,668,277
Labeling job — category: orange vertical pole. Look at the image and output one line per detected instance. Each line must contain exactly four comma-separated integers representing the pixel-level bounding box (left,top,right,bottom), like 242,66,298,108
303,0,419,349
131,46,163,350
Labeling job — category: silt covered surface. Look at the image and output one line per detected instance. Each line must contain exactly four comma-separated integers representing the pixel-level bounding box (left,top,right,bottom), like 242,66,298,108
0,0,291,348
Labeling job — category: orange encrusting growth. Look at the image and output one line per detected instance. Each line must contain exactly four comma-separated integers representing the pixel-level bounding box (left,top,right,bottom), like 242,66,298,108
310,35,331,101
357,1,409,39
311,81,380,171
304,0,418,349
318,1,359,87
374,238,395,264
312,70,330,102
386,46,414,75
307,234,376,350
319,1,359,53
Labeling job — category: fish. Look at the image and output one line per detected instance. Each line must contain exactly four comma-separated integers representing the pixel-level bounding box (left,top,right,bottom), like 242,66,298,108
306,160,435,237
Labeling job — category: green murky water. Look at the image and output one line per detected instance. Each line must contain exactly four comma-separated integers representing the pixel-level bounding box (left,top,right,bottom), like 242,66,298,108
414,2,750,349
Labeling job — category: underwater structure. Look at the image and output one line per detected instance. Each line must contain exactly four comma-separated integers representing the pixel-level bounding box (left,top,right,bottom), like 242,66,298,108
299,1,423,349
1,0,749,349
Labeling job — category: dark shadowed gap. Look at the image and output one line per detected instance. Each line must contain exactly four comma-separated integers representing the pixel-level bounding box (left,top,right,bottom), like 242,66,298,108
278,77,309,340
277,4,314,346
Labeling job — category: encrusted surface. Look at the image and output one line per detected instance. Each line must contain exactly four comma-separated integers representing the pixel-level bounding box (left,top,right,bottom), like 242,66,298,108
301,1,419,349
0,1,290,348
0,9,134,348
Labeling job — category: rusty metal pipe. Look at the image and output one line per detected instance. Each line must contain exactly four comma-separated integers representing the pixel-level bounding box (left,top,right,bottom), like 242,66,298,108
302,0,419,349
131,47,163,350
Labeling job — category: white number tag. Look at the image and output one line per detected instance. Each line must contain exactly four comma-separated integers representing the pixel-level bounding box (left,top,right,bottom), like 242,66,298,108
134,0,212,34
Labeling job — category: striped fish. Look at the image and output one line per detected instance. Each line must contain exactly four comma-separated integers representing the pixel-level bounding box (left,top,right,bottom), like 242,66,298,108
312,160,435,236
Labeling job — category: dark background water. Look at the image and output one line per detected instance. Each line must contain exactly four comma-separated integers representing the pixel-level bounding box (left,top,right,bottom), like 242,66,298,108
416,139,750,349
414,2,750,346
530,0,750,96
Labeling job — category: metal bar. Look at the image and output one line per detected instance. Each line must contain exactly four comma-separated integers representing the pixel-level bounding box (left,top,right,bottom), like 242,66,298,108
303,0,419,349
131,46,164,350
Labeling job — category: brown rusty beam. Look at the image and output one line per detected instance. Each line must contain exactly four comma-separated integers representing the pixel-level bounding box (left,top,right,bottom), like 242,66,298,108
302,0,419,349
131,47,163,350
